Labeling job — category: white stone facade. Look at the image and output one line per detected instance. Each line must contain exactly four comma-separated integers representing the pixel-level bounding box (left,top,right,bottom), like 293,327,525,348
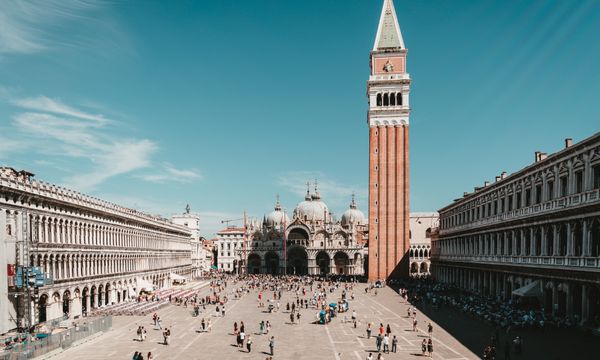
0,167,192,334
215,227,245,273
171,210,210,278
409,212,438,277
233,188,368,276
432,134,600,324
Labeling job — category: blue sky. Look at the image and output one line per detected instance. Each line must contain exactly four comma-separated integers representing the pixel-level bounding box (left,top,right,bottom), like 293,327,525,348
0,0,599,237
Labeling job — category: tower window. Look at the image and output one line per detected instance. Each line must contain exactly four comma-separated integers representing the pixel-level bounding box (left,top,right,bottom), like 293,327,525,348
383,93,389,106
376,94,382,106
390,92,396,106
397,93,402,105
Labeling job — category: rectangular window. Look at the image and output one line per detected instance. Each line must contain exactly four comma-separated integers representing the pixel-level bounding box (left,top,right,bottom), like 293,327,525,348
575,171,583,193
560,176,568,196
535,184,542,204
547,181,554,200
593,165,600,189
508,195,513,211
487,203,491,216
525,188,531,207
500,198,505,213
516,192,522,209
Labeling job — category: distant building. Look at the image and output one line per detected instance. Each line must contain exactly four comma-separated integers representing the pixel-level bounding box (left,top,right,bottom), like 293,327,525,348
431,134,600,324
215,227,245,273
172,206,211,278
409,213,438,277
0,167,191,334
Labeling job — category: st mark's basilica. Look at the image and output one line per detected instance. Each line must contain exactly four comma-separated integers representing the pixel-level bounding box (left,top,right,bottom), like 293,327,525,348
231,183,369,276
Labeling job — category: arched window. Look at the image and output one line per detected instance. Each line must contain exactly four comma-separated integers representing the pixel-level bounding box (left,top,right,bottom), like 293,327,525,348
397,93,403,105
376,93,382,106
390,92,396,106
383,93,389,106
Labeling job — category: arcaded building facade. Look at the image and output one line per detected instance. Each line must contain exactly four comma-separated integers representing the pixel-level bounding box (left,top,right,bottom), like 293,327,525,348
367,0,411,281
409,213,438,277
230,188,368,276
0,167,192,334
431,134,600,324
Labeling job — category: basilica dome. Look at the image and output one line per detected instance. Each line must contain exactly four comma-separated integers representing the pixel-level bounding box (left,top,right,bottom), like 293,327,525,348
266,198,289,227
341,196,365,226
294,188,329,222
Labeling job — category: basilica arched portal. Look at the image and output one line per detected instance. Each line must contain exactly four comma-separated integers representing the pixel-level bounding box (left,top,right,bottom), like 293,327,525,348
248,253,261,274
316,251,330,275
265,251,279,275
286,247,308,275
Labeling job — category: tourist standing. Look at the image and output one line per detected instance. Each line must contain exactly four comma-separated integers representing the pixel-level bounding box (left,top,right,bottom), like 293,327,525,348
391,335,398,353
428,322,433,338
427,339,433,357
421,339,427,356
246,335,252,353
366,323,372,339
269,336,275,356
383,334,390,353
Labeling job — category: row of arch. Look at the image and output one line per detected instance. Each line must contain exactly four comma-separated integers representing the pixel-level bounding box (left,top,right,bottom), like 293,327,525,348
28,214,189,251
243,248,364,276
30,252,191,281
376,92,403,107
410,246,430,259
36,273,174,323
436,217,600,259
432,265,600,323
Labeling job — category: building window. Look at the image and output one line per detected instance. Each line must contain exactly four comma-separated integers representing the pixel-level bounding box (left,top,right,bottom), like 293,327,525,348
593,165,600,189
376,93,382,106
547,181,554,200
535,184,542,204
525,188,531,207
560,176,568,197
508,195,513,211
500,198,505,213
516,192,522,209
575,171,583,193
6,224,11,236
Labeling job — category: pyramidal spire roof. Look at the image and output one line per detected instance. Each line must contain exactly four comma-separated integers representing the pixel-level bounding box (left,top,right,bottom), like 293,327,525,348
373,0,405,51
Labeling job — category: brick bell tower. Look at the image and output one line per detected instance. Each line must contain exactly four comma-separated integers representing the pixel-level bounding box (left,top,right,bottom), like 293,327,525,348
367,0,411,281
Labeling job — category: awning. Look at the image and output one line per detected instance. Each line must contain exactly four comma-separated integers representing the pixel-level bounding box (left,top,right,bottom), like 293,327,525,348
169,273,187,281
136,278,155,292
512,280,542,297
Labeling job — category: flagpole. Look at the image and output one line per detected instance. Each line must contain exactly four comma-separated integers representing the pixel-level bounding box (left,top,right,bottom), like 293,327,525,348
283,209,287,275
243,210,247,275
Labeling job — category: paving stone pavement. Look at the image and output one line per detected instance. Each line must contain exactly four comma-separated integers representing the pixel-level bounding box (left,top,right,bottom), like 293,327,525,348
49,281,478,360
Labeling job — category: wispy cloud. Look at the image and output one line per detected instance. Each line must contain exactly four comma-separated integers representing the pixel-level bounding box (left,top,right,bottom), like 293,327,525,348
0,0,133,60
6,94,200,192
277,171,367,212
0,0,101,55
138,163,203,184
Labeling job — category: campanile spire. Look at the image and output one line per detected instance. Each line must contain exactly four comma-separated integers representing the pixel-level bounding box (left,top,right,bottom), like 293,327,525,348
367,0,411,281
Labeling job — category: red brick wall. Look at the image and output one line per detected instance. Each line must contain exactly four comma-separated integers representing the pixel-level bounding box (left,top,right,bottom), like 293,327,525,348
368,125,409,280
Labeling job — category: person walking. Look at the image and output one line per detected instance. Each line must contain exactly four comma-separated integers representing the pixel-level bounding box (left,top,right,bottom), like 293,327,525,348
246,335,252,353
427,323,433,338
412,318,418,332
366,323,372,339
427,339,433,357
366,353,374,360
269,336,275,356
383,334,390,353
239,331,245,348
147,352,153,360
201,318,206,332
375,333,382,352
386,324,391,336
421,339,427,356
391,335,398,353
